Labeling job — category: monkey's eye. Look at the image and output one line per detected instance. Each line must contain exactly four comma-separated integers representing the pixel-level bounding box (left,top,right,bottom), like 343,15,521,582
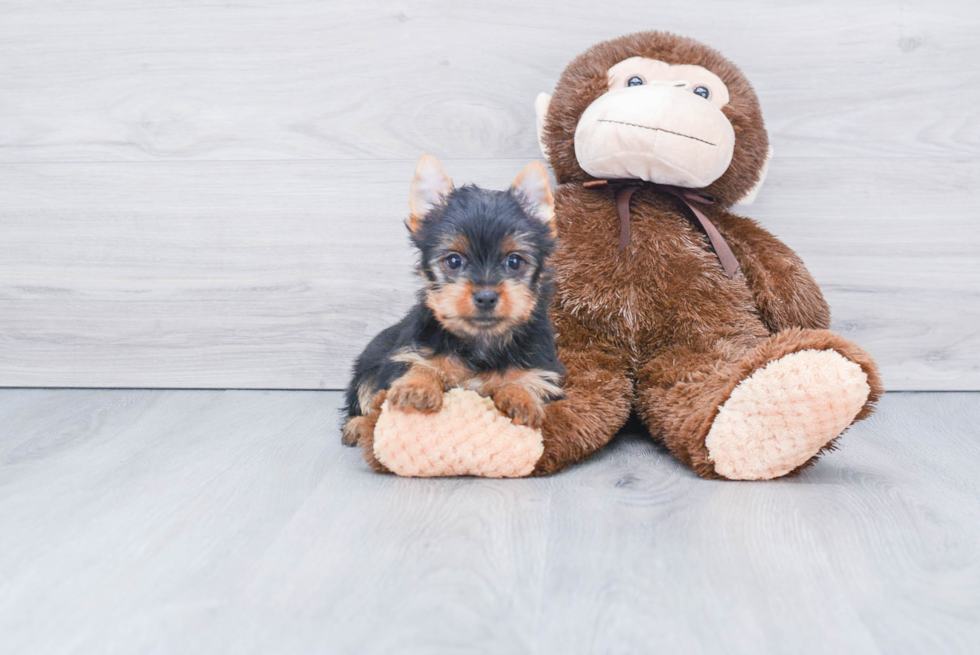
626,76,644,87
693,86,710,99
444,253,464,271
506,253,526,271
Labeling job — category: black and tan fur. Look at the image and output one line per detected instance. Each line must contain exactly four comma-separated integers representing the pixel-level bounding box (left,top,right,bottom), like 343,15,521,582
342,157,564,472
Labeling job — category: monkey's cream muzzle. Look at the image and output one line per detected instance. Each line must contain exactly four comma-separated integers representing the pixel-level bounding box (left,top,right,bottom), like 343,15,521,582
574,85,736,188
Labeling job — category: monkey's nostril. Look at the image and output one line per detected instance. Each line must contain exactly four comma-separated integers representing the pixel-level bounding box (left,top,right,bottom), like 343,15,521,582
473,289,499,310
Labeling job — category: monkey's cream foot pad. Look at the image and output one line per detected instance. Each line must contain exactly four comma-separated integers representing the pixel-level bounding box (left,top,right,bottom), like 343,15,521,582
373,388,544,477
705,349,871,481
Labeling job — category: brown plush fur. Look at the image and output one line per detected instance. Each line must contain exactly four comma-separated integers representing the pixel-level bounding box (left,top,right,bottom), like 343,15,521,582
542,32,770,206
533,32,883,478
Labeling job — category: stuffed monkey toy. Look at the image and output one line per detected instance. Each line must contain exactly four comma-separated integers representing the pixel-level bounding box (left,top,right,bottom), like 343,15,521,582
529,31,883,479
373,31,882,480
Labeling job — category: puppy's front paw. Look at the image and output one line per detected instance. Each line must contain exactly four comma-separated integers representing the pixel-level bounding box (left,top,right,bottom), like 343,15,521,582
341,390,387,447
388,376,444,414
341,416,368,446
493,386,546,429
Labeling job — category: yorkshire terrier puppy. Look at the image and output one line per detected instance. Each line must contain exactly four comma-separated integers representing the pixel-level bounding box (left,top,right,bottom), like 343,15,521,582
342,154,564,470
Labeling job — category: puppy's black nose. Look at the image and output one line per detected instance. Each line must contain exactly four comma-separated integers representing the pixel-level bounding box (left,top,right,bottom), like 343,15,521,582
473,289,499,311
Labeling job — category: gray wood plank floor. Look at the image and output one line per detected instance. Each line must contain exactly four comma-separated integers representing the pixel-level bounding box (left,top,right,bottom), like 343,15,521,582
1,0,978,391
2,390,978,654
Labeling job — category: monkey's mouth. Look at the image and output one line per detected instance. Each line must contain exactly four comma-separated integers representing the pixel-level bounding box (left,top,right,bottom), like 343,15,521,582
597,119,717,147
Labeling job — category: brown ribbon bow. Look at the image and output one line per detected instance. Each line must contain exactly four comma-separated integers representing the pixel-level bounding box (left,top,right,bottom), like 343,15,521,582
583,179,741,279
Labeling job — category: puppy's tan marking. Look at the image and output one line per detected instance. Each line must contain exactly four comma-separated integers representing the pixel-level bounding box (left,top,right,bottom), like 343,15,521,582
496,279,536,327
342,415,371,447
390,348,471,384
502,235,521,255
342,389,387,448
389,350,562,428
388,349,470,413
461,368,563,428
465,368,563,400
444,234,471,256
387,368,444,414
425,253,540,341
502,233,536,259
491,385,546,428
427,280,519,340
356,379,376,416
425,281,477,337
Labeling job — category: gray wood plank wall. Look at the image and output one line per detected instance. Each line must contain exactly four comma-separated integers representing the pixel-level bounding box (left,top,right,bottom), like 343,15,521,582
1,0,977,390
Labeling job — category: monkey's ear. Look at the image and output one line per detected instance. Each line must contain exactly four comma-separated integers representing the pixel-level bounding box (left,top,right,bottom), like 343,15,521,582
535,92,552,161
735,145,774,206
408,154,454,235
511,161,556,236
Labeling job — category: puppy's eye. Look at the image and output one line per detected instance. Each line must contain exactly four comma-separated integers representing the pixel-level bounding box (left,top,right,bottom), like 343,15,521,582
506,253,525,271
444,253,464,270
627,76,644,87
693,85,710,99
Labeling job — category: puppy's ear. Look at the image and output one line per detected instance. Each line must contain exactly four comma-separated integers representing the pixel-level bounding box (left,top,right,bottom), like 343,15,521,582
408,154,454,236
511,161,556,237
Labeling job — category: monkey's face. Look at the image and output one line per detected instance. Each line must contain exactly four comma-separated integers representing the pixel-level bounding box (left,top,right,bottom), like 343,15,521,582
538,32,771,207
574,57,736,188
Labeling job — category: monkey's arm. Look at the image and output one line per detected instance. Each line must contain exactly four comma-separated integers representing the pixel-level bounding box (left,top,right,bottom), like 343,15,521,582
532,308,633,475
712,211,831,333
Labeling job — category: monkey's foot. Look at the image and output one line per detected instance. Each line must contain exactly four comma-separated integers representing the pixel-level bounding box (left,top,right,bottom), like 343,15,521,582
705,349,871,480
374,388,543,477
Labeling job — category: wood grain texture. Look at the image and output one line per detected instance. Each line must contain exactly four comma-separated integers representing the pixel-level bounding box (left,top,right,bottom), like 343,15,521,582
1,0,977,390
1,389,978,654
0,0,977,162
1,158,977,390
